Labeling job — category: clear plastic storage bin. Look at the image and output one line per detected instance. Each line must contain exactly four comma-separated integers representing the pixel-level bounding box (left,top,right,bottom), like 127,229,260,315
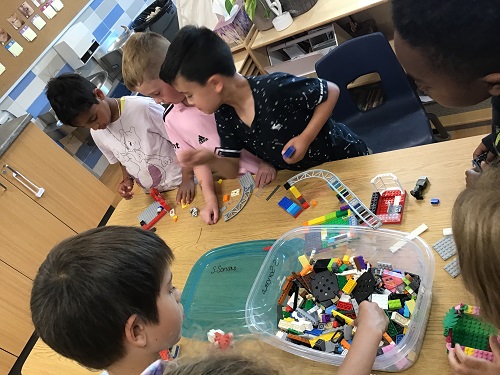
245,226,434,372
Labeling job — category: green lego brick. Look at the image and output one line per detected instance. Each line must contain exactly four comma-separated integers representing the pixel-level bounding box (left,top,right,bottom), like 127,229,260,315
337,275,347,290
388,299,402,310
303,299,315,311
385,310,400,338
338,264,348,272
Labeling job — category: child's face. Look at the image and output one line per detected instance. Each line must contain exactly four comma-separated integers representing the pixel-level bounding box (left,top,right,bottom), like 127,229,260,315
135,78,185,105
73,89,112,130
173,75,223,114
394,31,491,107
144,267,183,351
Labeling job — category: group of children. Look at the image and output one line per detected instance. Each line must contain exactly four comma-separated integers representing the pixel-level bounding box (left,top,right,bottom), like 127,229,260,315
31,0,500,374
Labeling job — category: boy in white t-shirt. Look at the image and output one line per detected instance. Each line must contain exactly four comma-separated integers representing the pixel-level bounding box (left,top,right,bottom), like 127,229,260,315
46,73,193,203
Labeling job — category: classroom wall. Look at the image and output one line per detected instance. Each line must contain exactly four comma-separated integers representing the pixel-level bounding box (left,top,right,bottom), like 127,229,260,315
0,0,152,119
0,0,154,176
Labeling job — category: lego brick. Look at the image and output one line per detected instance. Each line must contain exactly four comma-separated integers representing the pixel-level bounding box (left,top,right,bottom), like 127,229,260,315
433,235,457,261
430,198,440,205
444,258,461,278
283,146,296,159
371,293,389,310
266,184,281,201
310,270,339,302
342,279,357,294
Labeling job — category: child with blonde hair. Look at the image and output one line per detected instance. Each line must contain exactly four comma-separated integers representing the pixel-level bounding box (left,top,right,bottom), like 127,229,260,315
122,32,276,224
450,165,500,374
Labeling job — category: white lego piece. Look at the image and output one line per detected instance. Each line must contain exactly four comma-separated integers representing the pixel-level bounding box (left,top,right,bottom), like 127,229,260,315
207,329,225,343
230,188,241,197
443,227,453,236
390,224,428,253
169,209,175,217
371,294,389,310
444,258,461,278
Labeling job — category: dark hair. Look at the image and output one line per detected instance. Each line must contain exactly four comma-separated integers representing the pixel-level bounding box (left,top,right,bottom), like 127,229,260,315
160,25,236,85
30,226,174,370
391,0,500,80
46,73,98,126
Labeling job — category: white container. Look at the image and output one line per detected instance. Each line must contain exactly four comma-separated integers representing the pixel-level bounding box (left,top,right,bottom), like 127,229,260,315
245,226,434,372
54,23,100,69
272,11,293,31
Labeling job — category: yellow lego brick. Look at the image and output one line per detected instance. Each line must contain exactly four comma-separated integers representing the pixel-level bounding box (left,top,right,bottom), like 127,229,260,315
343,255,350,264
217,179,223,184
298,255,309,268
465,305,473,314
464,347,474,356
181,202,189,209
289,185,300,198
331,310,354,325
342,279,357,294
284,317,294,322
405,299,416,315
308,216,326,226
309,331,336,347
403,327,408,334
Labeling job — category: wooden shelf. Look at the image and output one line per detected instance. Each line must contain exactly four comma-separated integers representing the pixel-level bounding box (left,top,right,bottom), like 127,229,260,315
251,0,387,49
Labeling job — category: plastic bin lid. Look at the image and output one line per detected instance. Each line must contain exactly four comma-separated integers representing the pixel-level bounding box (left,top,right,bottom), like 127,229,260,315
180,239,274,338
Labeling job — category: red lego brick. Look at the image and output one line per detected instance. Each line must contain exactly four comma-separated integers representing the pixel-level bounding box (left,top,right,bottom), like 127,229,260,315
336,301,353,311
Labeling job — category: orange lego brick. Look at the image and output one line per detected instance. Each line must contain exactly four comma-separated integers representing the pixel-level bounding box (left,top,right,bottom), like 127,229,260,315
223,194,230,202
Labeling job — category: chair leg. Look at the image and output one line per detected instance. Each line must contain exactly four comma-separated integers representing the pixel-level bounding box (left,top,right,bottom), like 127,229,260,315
427,112,450,142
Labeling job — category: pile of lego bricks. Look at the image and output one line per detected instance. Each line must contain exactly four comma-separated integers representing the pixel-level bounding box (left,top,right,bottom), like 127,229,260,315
443,304,498,362
276,247,421,358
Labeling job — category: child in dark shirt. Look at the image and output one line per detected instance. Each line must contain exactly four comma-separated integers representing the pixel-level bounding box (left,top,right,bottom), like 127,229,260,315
159,26,368,178
391,0,500,186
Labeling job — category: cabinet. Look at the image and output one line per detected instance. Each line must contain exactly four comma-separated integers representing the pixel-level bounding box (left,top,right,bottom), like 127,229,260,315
0,122,115,370
0,123,115,233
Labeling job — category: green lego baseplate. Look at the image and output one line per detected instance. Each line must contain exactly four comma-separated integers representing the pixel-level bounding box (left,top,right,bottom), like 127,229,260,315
443,304,498,352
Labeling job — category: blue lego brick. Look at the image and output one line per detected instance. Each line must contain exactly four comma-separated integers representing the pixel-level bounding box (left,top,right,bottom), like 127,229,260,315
304,328,323,336
278,196,293,210
283,146,296,158
431,198,440,205
396,334,404,345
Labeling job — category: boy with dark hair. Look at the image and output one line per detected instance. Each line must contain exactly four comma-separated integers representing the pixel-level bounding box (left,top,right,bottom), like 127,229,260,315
160,26,368,178
46,73,194,204
30,226,183,375
391,0,500,185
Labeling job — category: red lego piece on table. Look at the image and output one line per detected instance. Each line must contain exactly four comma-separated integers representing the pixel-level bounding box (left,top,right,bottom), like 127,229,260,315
375,190,407,224
214,332,233,350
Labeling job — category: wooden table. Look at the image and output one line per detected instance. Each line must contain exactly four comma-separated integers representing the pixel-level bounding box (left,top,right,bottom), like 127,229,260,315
23,135,483,374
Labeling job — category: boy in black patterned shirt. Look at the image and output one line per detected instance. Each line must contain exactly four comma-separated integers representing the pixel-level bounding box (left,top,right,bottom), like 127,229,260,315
159,26,368,178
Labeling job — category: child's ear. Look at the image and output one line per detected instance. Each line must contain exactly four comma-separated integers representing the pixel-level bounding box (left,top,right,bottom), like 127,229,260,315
93,88,106,101
483,73,500,97
208,75,224,94
124,314,148,348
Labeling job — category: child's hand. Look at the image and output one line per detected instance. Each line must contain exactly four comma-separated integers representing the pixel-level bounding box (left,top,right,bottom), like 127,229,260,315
282,136,309,164
448,336,500,375
354,301,388,337
178,150,215,168
472,142,494,161
201,198,219,225
118,178,134,200
255,161,277,188
465,168,481,187
176,178,195,205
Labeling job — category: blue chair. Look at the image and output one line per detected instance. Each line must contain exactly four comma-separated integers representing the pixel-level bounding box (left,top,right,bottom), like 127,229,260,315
315,32,447,153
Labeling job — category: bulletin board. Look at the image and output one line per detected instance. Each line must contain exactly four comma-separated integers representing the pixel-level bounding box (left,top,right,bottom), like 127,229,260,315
0,0,90,97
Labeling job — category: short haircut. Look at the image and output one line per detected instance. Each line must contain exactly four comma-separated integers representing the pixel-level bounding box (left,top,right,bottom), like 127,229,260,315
164,353,281,375
160,25,236,85
46,73,98,126
122,31,170,90
391,0,500,80
452,164,500,328
30,226,175,370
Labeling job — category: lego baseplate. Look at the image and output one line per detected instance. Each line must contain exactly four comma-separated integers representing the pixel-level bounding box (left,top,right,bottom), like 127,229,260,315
433,235,457,261
444,258,461,278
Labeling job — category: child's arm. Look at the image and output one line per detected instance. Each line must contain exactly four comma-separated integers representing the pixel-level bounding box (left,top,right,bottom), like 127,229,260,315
118,163,134,200
177,167,196,205
193,164,220,225
337,301,388,375
178,149,240,180
282,82,340,164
